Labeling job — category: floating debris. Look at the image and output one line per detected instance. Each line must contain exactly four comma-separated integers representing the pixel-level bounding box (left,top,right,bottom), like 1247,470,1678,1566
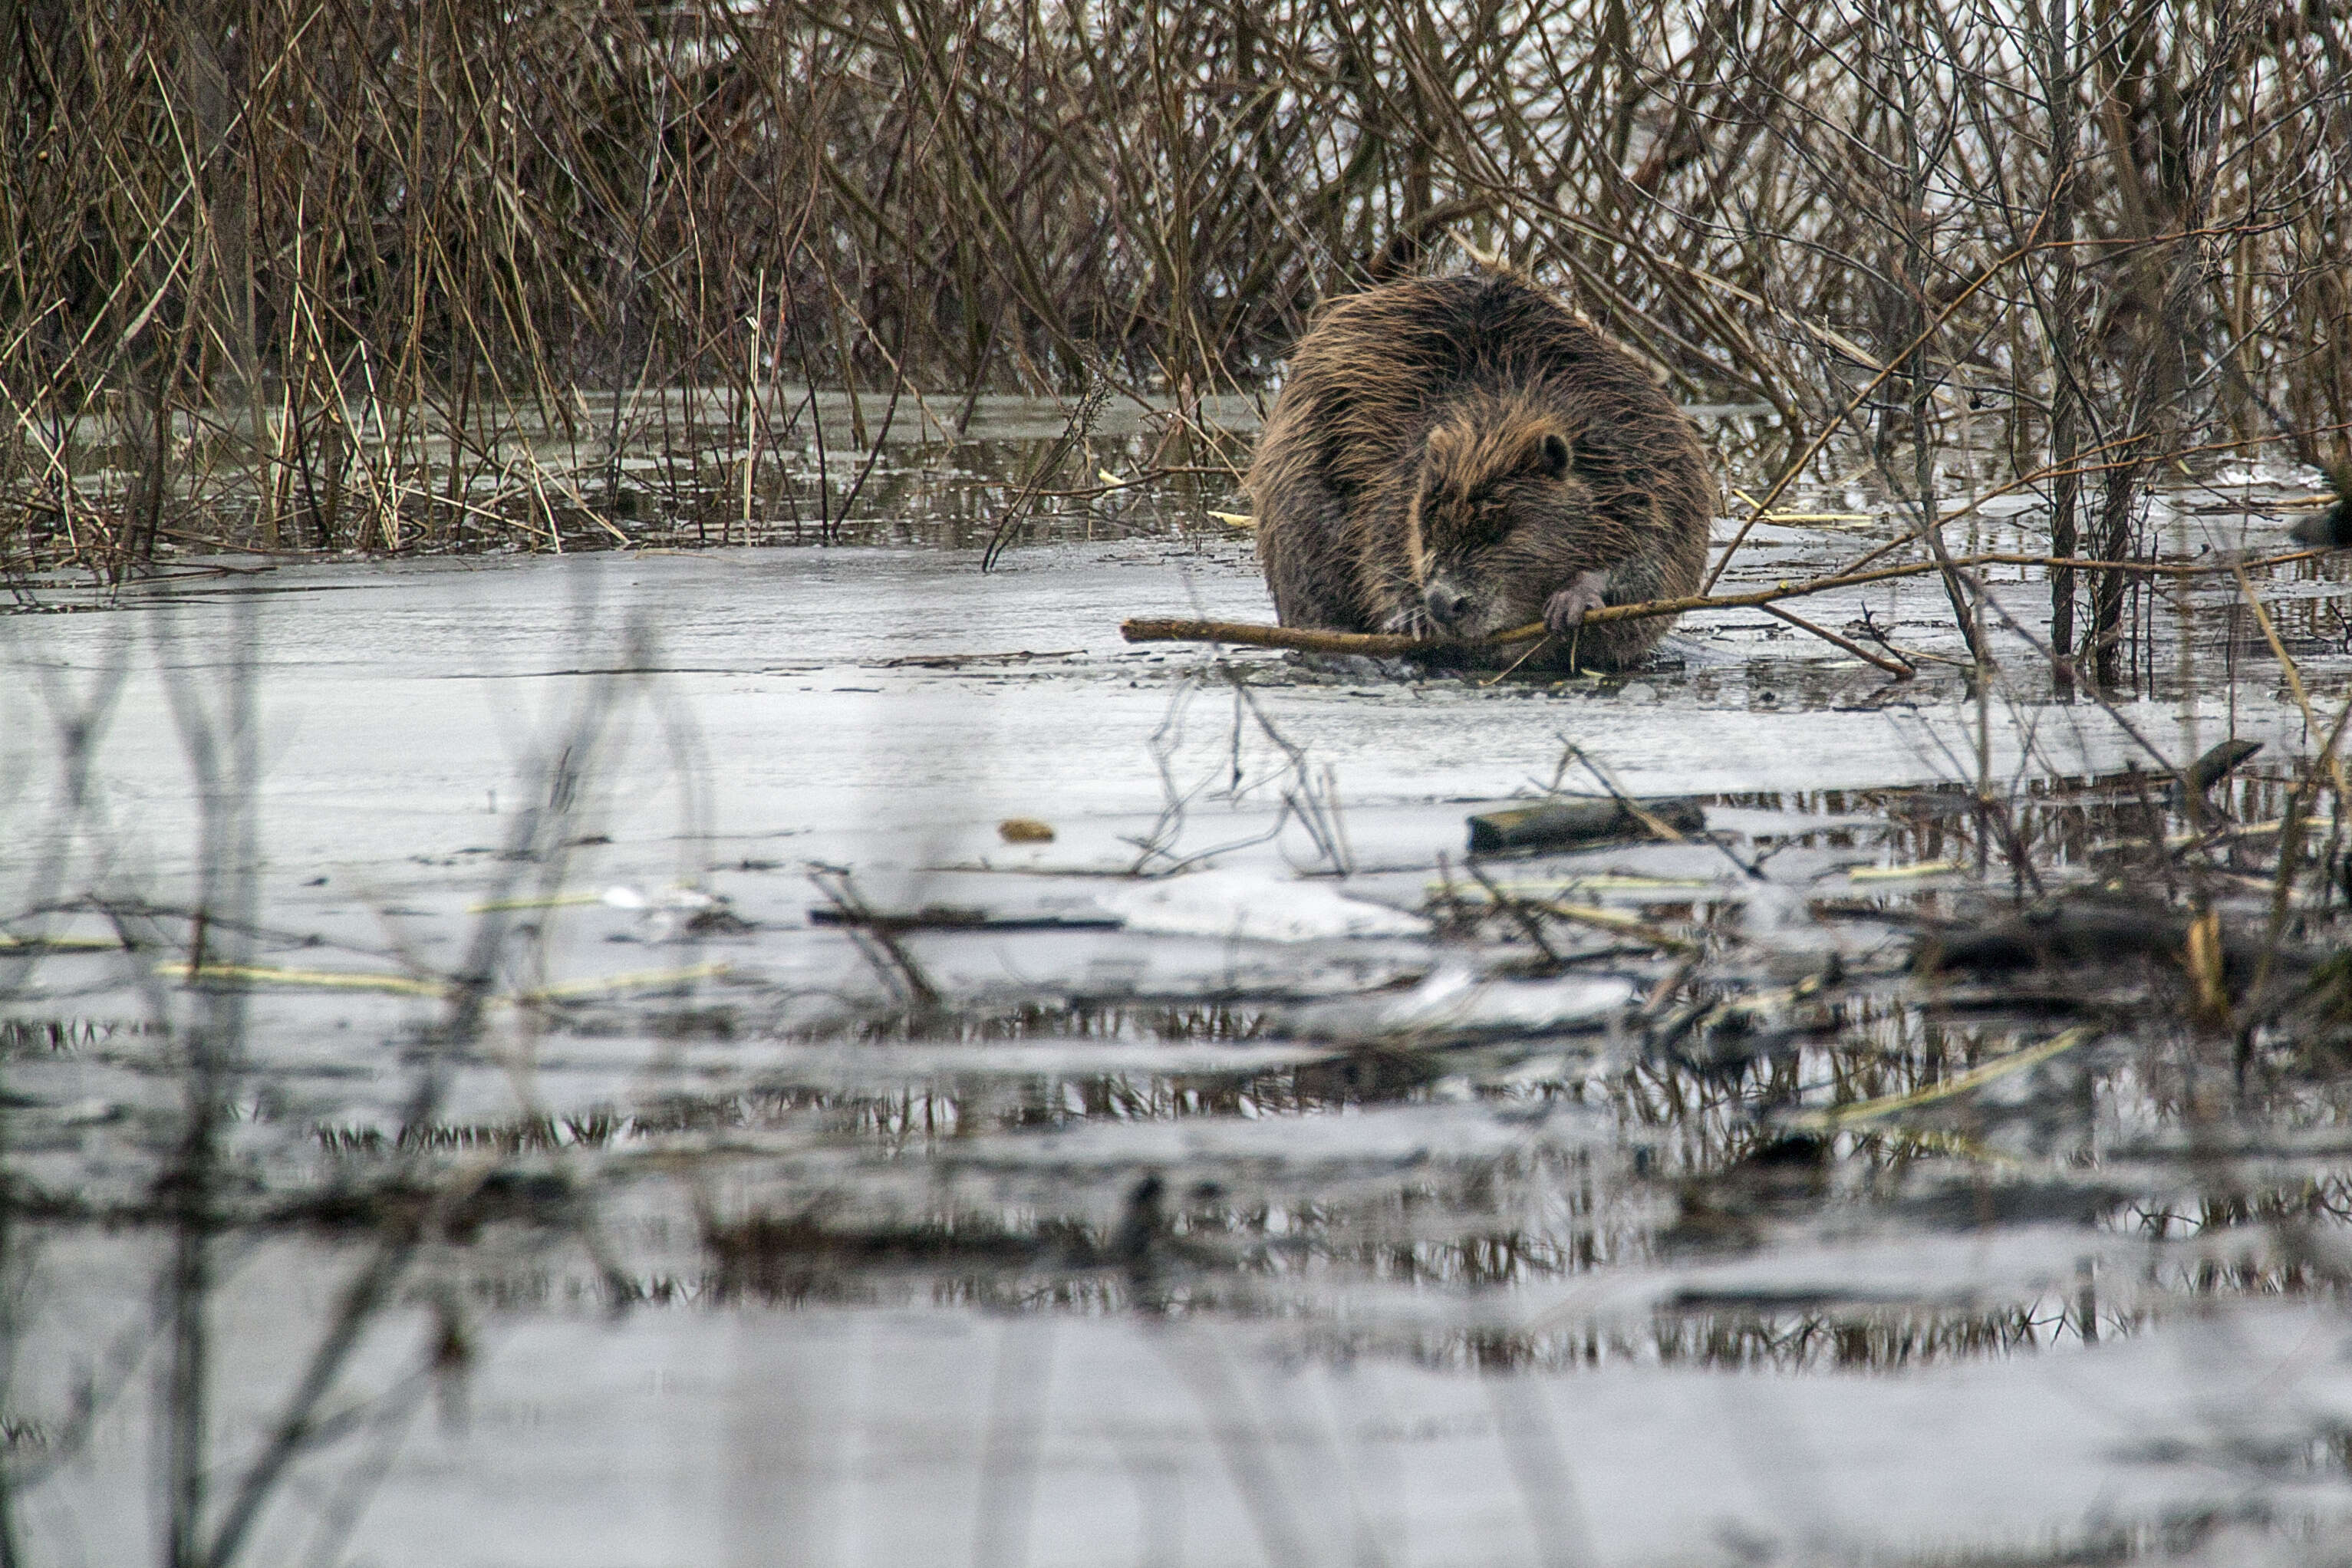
1847,858,1968,881
805,903,1119,932
1465,796,1707,853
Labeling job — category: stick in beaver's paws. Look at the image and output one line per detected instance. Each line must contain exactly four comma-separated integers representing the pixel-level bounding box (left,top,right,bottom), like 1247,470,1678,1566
1543,568,1612,634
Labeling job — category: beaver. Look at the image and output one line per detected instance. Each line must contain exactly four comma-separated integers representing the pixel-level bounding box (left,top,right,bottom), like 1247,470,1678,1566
1246,272,1716,670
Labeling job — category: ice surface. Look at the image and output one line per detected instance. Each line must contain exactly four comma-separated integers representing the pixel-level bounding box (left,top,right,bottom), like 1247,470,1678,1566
12,538,2352,1563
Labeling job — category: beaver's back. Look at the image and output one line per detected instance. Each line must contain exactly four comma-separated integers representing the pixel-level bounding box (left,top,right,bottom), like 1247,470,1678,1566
1264,275,1694,499
1246,273,1714,664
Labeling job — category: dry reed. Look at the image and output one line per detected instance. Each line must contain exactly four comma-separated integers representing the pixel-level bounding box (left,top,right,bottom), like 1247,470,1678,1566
1,0,2344,672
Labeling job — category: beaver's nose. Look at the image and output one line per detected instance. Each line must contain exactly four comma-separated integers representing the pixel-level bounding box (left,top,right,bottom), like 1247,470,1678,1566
1425,583,1474,626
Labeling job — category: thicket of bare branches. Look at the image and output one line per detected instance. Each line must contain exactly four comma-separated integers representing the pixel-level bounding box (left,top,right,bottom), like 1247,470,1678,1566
2,0,2345,612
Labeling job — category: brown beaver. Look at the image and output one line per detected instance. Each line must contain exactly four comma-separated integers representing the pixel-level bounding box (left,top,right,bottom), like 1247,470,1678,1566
1246,272,1716,670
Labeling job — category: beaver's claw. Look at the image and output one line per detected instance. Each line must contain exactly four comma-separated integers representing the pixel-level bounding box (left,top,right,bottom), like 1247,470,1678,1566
1543,569,1611,634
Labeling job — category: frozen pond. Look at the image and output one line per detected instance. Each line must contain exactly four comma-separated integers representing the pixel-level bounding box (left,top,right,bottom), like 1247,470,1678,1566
10,456,2352,1564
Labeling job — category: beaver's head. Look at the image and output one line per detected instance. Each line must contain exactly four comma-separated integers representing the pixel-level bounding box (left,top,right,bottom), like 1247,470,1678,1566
1406,392,1597,639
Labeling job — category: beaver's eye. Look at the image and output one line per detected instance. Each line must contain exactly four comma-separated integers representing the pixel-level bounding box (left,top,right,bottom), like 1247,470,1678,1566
1467,503,1511,547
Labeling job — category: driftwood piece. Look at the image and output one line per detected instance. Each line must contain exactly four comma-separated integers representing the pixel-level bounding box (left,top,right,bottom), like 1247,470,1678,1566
1119,550,2327,658
2185,738,2262,795
1911,896,2304,979
1466,796,1707,854
2288,491,2351,548
808,904,1121,933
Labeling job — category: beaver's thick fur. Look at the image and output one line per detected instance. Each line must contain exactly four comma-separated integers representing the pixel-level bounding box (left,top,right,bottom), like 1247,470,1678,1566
1246,273,1715,669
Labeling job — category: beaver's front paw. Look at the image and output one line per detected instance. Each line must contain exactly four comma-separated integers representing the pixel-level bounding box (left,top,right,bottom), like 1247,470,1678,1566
1543,569,1611,634
1382,604,1435,638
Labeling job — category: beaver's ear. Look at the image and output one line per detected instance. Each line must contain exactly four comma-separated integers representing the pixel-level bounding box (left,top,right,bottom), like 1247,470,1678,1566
1534,431,1572,479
